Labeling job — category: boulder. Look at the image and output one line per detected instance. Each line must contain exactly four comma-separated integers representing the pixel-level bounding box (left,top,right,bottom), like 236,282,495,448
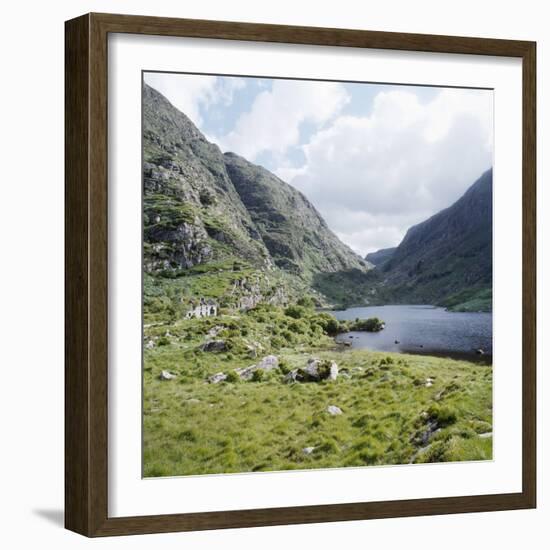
284,369,300,383
303,358,321,380
302,446,316,455
326,405,343,416
246,341,265,359
207,325,223,338
284,359,338,383
257,355,279,371
234,365,257,381
201,340,227,352
235,355,279,380
208,372,227,384
159,370,176,381
145,339,155,349
328,361,339,381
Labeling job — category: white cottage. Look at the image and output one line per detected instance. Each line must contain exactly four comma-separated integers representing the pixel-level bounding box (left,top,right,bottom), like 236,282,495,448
185,298,218,319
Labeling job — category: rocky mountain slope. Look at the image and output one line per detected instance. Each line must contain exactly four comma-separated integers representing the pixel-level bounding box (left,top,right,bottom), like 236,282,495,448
376,169,493,308
365,247,396,267
224,152,366,278
142,83,368,305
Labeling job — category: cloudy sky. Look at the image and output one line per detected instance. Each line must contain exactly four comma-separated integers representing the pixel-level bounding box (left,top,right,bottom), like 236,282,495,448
144,72,493,257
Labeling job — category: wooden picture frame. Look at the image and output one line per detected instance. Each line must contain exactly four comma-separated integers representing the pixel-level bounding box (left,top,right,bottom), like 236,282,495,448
65,12,536,537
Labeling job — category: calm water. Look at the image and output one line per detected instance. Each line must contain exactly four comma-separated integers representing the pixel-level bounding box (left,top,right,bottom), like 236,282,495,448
331,305,492,362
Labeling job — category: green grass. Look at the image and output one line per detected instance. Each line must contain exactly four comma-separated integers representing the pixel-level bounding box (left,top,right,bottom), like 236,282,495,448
438,286,492,312
143,306,493,477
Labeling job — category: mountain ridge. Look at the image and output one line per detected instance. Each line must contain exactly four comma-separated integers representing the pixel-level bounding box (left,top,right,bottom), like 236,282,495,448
375,168,493,309
142,83,369,306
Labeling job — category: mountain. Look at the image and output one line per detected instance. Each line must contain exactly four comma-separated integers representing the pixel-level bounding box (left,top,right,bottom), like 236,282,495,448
376,169,493,310
365,247,396,267
224,152,367,278
142,84,368,303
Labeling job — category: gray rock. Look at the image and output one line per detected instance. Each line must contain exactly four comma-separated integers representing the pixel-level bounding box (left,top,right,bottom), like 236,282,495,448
159,370,176,381
479,432,493,439
207,325,223,338
235,355,279,380
326,405,343,416
234,365,257,381
284,359,338,383
303,446,316,455
145,339,155,349
201,340,227,352
304,359,321,380
257,355,279,371
208,372,227,384
284,369,300,383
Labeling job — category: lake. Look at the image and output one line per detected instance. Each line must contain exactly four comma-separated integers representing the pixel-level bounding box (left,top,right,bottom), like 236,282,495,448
331,305,492,363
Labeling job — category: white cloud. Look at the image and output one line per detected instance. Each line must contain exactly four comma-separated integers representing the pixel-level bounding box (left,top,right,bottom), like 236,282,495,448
218,80,349,159
284,88,493,256
143,73,245,126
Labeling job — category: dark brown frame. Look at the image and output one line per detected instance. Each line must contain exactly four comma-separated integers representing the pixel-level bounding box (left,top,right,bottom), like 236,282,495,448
65,12,537,537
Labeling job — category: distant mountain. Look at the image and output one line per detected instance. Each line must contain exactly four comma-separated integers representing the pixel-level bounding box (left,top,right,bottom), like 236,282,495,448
365,247,396,267
377,169,493,310
142,84,368,301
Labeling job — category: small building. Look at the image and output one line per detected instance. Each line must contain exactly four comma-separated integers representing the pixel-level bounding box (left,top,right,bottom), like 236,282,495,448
185,298,218,319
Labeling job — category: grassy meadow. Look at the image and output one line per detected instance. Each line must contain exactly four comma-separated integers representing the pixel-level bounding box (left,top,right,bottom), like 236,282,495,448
143,297,493,477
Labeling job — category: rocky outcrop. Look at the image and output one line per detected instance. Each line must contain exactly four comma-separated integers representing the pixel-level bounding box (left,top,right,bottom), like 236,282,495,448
142,84,370,292
208,372,227,384
201,340,227,353
284,358,339,383
235,355,279,380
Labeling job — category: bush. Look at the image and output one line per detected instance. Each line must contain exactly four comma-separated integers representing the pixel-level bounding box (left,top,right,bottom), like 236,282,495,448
270,336,285,350
428,404,458,427
352,317,385,332
309,313,340,336
281,330,295,344
278,359,291,375
284,305,307,319
251,369,265,382
157,336,170,346
289,320,308,334
225,371,240,383
296,296,315,309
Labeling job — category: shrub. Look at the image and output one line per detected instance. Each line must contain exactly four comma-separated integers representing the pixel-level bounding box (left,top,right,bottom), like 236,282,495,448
251,369,265,382
428,404,458,427
225,371,240,383
296,296,315,309
352,317,385,332
281,330,295,344
284,305,307,319
270,336,285,350
289,320,308,334
278,359,291,375
199,189,215,206
157,336,170,346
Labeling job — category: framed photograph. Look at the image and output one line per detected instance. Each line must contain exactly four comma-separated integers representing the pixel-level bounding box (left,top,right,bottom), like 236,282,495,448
65,13,536,537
